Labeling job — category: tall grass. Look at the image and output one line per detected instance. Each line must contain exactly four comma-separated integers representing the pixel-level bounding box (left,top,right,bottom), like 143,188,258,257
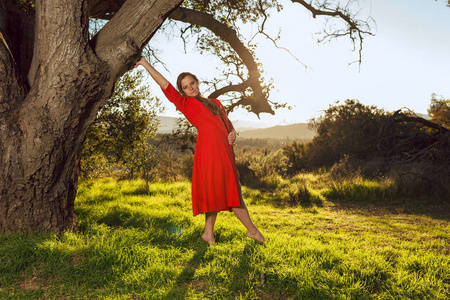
1,177,449,299
323,177,397,203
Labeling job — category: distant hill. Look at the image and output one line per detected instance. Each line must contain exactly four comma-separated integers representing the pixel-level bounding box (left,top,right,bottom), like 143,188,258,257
237,123,315,141
156,116,316,141
157,113,431,140
156,116,178,133
229,120,272,131
416,113,431,120
156,116,271,133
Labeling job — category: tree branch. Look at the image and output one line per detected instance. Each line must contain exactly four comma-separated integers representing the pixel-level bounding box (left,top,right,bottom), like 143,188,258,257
86,1,371,113
293,0,356,21
169,7,274,115
249,0,309,69
91,0,182,80
86,0,273,115
392,110,449,135
207,79,253,100
291,0,374,66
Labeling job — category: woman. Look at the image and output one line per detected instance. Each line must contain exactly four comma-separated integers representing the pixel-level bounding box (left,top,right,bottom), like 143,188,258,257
135,57,265,245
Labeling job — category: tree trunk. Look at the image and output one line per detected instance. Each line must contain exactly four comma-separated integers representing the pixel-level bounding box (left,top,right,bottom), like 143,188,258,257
0,0,182,233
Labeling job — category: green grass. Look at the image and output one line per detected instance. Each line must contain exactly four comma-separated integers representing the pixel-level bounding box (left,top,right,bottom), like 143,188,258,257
1,177,449,299
323,177,397,202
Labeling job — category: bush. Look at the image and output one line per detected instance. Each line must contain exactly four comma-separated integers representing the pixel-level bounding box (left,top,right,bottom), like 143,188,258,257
307,99,388,170
80,70,163,180
282,141,309,177
328,155,361,181
389,163,450,201
235,148,287,189
152,147,193,182
79,152,115,179
286,182,315,207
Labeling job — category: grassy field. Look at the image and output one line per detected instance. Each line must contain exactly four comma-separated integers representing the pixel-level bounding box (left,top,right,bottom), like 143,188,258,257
1,177,449,299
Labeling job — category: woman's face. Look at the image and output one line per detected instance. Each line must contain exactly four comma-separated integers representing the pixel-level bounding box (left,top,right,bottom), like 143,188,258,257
180,75,200,97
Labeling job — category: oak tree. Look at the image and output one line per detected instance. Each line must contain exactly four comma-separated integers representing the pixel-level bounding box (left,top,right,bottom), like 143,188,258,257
1,0,372,233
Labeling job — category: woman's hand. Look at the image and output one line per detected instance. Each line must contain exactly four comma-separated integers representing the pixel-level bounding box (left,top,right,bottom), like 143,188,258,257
134,56,148,68
228,130,237,145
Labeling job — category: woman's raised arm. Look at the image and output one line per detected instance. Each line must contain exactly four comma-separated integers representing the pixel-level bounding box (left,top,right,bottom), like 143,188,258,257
134,57,169,90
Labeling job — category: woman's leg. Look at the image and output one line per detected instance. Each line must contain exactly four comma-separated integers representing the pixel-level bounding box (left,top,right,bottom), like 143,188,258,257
232,201,265,243
202,211,217,245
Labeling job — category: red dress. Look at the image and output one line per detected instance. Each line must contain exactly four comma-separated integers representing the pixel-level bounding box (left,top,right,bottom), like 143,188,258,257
162,83,243,216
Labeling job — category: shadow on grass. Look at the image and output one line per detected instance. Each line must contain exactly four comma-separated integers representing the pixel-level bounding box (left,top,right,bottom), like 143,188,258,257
322,179,450,220
161,243,210,299
326,195,450,221
77,204,275,298
121,187,157,197
78,194,116,206
251,189,323,211
0,211,212,299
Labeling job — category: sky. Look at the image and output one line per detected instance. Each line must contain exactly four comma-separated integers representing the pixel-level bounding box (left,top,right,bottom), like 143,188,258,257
143,0,450,127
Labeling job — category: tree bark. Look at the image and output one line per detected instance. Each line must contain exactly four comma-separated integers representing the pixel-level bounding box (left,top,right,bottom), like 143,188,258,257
0,0,182,233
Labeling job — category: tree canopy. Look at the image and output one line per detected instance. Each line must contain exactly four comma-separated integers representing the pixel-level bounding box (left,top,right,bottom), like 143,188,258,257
428,93,450,130
89,0,374,115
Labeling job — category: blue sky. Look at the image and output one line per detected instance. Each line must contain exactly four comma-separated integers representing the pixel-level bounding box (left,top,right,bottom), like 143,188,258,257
146,0,450,127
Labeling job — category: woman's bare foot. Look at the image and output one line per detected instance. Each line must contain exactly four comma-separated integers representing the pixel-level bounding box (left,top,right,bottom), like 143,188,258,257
201,233,215,245
247,229,265,243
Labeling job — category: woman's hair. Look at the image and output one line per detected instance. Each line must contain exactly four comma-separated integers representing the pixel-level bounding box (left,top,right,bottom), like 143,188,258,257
176,72,222,116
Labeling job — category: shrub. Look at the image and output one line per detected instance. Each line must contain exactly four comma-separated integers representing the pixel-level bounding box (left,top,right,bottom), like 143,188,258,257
79,152,115,179
328,155,361,181
287,182,314,207
307,99,388,170
152,147,185,182
282,141,309,177
235,148,288,189
389,163,450,201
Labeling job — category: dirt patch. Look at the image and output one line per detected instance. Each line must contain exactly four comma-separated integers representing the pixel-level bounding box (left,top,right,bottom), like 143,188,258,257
256,290,292,299
182,262,199,271
191,280,207,291
20,276,40,291
71,255,81,266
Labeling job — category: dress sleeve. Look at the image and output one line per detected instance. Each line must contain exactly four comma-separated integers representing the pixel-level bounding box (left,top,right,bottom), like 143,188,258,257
161,83,190,113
